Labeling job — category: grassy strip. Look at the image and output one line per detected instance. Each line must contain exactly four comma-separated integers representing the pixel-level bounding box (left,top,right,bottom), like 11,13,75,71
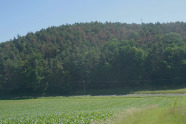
133,88,186,94
74,87,186,95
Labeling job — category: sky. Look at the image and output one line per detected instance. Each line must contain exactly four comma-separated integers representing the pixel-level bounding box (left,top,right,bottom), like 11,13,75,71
0,0,186,42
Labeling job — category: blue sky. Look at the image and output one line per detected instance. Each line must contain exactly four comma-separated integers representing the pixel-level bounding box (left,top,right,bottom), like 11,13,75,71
0,0,186,42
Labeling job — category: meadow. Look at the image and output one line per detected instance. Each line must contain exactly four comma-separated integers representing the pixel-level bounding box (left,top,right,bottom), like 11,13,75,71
107,96,186,124
0,95,185,124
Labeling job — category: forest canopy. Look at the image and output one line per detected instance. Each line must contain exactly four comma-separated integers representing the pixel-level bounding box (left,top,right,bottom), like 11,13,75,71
0,22,186,96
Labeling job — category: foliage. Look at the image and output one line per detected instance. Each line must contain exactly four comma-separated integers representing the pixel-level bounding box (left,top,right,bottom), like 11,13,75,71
0,22,186,95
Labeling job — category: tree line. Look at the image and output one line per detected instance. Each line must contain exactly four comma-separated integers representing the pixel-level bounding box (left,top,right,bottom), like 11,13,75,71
0,22,186,96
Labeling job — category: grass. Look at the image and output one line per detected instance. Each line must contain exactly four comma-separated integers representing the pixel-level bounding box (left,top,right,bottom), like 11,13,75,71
99,96,186,124
0,96,176,124
109,107,186,124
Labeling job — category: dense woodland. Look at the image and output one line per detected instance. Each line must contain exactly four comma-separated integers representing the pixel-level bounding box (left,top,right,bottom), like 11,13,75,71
0,22,186,96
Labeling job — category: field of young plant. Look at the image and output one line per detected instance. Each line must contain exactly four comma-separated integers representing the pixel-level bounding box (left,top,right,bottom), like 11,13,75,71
0,96,180,124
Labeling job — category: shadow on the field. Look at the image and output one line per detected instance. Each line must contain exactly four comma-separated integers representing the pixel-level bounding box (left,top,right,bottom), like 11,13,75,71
0,96,38,100
72,85,186,96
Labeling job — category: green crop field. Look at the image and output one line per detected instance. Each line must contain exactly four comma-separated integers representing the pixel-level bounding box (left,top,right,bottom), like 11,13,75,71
0,96,185,124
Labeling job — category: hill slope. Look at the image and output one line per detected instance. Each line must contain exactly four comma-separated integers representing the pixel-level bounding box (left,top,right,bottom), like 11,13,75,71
0,22,186,96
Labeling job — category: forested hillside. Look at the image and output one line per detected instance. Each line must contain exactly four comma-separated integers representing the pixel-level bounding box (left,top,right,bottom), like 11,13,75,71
0,22,186,96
